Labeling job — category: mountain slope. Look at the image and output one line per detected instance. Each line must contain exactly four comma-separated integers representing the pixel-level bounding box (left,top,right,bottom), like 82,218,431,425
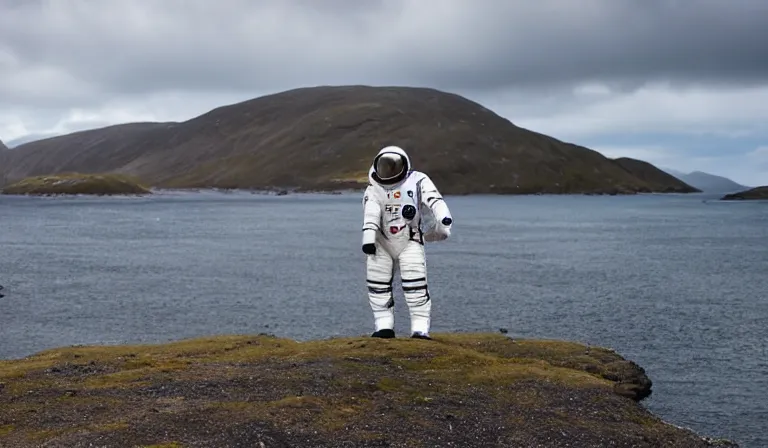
6,133,60,148
675,171,749,193
613,158,699,193
662,167,687,178
2,85,699,195
0,139,9,186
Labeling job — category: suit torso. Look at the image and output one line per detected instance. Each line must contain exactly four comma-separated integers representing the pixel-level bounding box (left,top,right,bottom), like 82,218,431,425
367,171,426,243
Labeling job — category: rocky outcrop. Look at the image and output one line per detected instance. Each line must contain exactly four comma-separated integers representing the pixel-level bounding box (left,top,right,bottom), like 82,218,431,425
0,332,735,447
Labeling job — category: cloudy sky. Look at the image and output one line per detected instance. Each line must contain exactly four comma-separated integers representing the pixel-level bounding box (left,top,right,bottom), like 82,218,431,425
1,0,767,185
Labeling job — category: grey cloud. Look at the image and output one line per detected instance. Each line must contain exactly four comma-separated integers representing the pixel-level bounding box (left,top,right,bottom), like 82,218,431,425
409,0,768,90
1,0,767,109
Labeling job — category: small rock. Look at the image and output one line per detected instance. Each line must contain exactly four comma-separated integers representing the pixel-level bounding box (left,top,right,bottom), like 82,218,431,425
613,382,652,401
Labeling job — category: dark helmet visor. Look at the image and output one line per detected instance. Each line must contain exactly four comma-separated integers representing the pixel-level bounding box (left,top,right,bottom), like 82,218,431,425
375,153,405,180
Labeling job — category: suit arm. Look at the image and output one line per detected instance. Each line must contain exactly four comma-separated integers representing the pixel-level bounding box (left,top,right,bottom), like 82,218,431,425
419,175,452,241
362,187,381,247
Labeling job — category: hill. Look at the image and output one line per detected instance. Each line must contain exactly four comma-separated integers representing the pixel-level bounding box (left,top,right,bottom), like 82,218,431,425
721,186,768,200
613,158,700,193
5,133,59,148
0,85,699,195
0,140,8,185
664,169,749,193
1,172,151,196
663,167,687,178
0,332,735,447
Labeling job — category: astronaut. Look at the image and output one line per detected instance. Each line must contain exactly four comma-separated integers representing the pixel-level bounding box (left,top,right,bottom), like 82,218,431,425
361,145,453,340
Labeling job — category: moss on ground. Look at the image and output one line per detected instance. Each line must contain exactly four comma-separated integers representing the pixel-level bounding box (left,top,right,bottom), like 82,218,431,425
0,172,151,196
0,332,735,447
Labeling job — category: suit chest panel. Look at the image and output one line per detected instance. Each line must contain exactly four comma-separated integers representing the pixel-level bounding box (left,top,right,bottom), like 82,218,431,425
381,179,419,222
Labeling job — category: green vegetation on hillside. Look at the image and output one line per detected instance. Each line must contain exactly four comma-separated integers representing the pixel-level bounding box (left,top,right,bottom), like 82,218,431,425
721,186,768,200
0,332,732,447
2,86,699,195
0,172,151,196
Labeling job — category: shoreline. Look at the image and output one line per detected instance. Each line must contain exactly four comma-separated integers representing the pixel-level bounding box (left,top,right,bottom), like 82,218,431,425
0,185,711,199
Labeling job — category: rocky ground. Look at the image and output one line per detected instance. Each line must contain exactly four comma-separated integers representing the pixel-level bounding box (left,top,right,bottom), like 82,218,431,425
0,332,737,447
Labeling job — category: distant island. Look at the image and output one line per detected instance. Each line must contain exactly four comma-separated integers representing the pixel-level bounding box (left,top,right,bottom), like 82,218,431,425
0,332,736,447
663,168,750,193
0,86,699,196
721,186,768,201
0,173,151,196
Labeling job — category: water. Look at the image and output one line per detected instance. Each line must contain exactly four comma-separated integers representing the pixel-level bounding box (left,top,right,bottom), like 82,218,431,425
1,190,766,446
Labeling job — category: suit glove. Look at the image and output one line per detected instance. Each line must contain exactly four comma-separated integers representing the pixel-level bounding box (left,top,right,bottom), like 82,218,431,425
424,216,452,242
362,243,376,255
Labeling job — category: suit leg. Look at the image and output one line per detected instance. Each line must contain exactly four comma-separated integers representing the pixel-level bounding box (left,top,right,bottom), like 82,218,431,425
398,240,431,336
366,244,395,332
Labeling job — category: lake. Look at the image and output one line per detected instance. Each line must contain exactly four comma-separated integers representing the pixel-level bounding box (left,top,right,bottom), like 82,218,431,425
0,190,766,446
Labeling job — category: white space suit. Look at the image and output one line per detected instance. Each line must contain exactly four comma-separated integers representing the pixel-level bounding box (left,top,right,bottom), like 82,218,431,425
361,146,453,339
